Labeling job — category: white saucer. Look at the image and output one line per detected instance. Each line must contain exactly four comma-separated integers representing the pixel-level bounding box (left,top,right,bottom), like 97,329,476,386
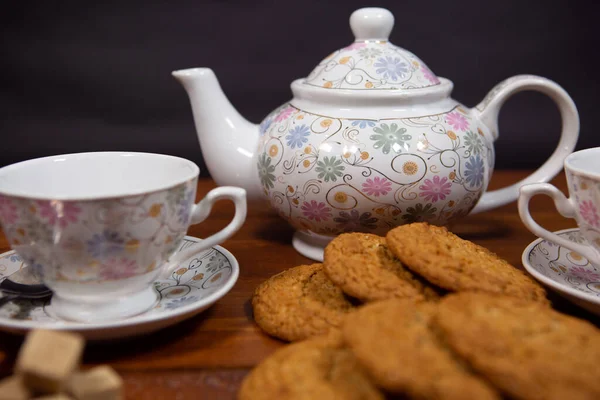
522,228,600,316
0,236,239,341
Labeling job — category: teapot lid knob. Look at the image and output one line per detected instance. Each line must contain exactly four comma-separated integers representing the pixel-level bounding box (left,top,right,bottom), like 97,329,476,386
350,7,394,41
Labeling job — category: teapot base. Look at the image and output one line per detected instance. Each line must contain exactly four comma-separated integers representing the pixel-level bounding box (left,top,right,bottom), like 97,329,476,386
292,231,334,262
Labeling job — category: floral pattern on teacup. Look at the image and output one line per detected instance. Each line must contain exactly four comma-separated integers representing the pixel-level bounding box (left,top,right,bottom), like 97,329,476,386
567,172,600,249
579,200,600,228
0,179,197,285
257,104,494,236
528,230,600,298
304,41,440,90
0,196,19,224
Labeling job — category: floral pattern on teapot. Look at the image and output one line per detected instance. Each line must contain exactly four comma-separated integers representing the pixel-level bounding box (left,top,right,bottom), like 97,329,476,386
257,104,494,236
0,180,197,284
303,41,440,90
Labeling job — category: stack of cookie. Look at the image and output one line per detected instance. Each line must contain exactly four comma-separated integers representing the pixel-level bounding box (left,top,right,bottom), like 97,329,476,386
241,222,600,400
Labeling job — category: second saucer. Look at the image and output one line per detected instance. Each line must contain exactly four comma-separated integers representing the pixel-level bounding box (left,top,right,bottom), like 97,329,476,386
522,228,600,316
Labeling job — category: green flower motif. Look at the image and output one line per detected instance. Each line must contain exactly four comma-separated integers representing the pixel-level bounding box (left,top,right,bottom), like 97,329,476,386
370,123,412,154
464,130,483,155
358,47,382,59
258,153,276,189
402,203,437,223
315,156,345,182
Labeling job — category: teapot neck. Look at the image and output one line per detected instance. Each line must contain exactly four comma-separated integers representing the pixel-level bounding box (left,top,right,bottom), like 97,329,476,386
290,77,457,119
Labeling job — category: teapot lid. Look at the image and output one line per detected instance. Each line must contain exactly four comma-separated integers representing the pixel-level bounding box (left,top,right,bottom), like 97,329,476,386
302,8,440,91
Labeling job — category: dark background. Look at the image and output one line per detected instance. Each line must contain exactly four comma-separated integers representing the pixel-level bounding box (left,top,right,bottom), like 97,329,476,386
1,0,598,176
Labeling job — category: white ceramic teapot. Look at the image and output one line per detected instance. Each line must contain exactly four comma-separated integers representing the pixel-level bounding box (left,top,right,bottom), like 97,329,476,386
173,7,579,261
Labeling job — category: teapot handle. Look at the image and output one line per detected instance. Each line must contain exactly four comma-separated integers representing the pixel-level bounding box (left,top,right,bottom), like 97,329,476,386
470,75,579,214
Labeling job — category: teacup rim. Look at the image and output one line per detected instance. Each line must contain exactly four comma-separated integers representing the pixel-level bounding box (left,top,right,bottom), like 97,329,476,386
565,147,600,180
0,151,200,201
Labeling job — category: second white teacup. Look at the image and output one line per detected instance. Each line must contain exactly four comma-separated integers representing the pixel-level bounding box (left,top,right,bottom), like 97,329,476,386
519,147,600,265
0,152,246,322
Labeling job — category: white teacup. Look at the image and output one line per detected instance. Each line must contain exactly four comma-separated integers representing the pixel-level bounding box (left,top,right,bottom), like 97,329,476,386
519,147,600,265
0,152,246,322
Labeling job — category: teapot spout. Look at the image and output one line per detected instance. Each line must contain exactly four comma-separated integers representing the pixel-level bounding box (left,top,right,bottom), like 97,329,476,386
172,68,262,199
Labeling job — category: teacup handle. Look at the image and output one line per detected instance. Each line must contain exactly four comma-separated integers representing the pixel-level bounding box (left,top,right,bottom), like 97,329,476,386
470,75,579,214
161,186,247,278
518,183,598,263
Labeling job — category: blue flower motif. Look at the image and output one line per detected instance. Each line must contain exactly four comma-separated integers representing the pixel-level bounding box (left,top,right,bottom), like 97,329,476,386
351,120,376,129
374,57,409,81
464,155,484,188
86,230,125,258
165,296,199,310
259,116,273,136
285,125,310,149
9,254,22,263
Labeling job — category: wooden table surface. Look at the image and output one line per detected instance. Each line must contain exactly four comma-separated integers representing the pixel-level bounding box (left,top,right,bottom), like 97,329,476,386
0,170,598,399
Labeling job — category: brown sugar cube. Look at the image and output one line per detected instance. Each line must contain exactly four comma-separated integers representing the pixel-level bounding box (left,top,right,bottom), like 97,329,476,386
68,366,122,400
33,395,73,400
15,329,85,394
0,375,31,400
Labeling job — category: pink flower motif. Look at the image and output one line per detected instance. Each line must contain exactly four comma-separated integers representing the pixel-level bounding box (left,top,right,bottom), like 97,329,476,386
301,200,332,222
344,42,367,50
274,106,295,122
419,175,452,202
362,177,392,197
579,200,600,228
422,67,440,84
0,195,18,225
37,201,82,228
570,267,600,281
445,111,469,131
99,258,139,280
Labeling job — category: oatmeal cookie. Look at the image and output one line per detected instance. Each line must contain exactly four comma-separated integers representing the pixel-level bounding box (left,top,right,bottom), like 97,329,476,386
435,292,600,400
238,331,384,400
323,233,440,302
385,222,548,303
252,263,354,341
342,299,499,399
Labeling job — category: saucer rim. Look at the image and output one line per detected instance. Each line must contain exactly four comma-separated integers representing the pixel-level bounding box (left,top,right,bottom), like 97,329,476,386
0,235,239,331
522,227,600,305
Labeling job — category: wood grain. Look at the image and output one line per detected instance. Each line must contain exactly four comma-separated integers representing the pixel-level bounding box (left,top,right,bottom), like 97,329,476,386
0,170,598,399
